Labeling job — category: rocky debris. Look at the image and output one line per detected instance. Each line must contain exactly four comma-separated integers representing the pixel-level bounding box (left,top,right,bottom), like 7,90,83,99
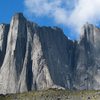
0,89,100,100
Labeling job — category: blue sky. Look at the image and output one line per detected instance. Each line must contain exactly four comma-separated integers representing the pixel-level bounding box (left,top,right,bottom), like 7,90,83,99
0,0,24,23
0,0,78,40
1,0,100,40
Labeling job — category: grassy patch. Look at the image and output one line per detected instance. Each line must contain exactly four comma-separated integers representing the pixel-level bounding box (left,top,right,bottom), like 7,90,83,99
0,89,100,100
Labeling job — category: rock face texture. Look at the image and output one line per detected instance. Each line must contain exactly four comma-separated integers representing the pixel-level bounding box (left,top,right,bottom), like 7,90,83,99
74,23,100,90
0,13,100,94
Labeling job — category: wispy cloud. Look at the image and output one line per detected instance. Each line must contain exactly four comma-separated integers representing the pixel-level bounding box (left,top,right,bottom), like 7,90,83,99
24,0,100,35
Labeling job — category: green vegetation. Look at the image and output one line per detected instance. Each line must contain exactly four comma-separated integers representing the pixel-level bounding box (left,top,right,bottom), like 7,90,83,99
0,89,100,100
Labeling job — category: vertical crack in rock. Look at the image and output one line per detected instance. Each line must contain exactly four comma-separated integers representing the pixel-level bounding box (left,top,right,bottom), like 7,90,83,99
0,13,100,94
0,24,9,67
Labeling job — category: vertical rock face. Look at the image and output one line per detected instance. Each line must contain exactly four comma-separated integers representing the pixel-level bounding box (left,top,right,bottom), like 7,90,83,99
0,13,74,94
0,24,9,67
74,23,100,90
38,27,75,89
0,13,100,94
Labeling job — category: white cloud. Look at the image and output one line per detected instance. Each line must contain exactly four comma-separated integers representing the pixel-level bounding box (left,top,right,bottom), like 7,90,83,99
24,0,100,35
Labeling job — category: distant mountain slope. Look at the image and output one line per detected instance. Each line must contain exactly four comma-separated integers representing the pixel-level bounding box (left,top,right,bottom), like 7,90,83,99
0,13,100,94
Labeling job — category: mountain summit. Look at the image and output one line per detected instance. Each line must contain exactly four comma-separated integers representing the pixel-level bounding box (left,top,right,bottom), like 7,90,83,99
0,13,100,94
